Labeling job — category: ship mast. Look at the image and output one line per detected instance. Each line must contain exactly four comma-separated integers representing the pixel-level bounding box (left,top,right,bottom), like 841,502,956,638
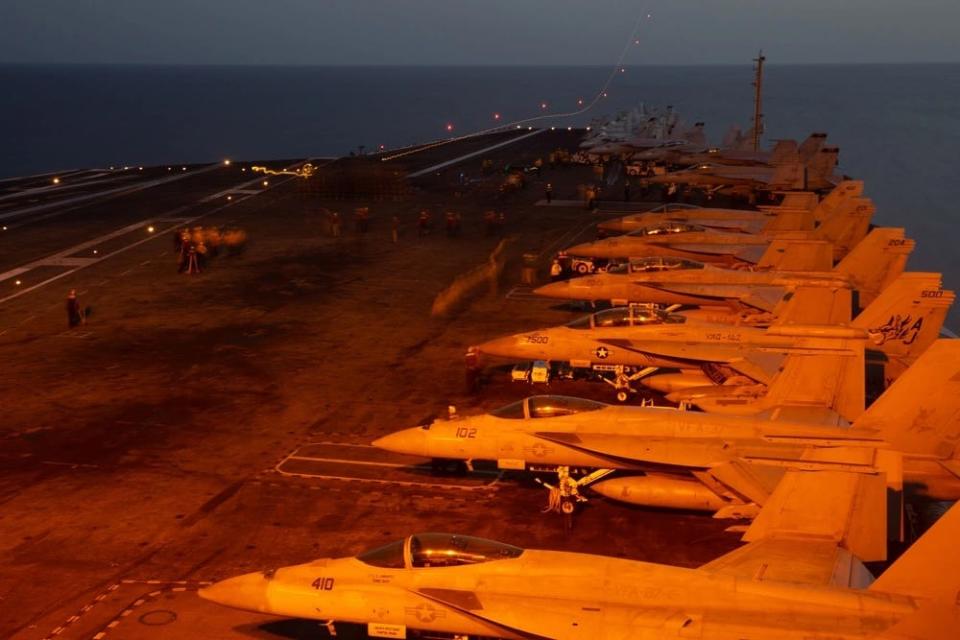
752,50,765,152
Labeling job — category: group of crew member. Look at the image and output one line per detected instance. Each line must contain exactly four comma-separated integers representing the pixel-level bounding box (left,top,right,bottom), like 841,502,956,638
173,225,246,275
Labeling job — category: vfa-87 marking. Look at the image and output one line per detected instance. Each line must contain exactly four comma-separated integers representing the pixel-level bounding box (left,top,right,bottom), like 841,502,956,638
869,314,924,346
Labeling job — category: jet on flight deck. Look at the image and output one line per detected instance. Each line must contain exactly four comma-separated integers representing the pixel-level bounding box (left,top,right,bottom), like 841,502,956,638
563,189,874,265
476,273,953,407
595,179,862,237
540,227,913,319
374,340,960,519
201,460,960,640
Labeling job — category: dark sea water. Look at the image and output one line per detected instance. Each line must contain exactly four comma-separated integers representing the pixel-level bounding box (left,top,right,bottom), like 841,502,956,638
1,64,958,327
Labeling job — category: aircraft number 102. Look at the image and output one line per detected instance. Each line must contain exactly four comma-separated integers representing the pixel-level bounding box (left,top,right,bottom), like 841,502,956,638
456,427,477,439
312,577,335,591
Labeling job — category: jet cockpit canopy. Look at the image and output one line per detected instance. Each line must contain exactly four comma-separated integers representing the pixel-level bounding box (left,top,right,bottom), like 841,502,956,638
490,395,608,420
357,533,524,569
629,256,705,273
627,222,705,237
566,306,686,330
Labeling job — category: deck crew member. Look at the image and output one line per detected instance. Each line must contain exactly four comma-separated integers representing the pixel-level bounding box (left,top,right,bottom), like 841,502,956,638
66,289,84,328
545,182,553,204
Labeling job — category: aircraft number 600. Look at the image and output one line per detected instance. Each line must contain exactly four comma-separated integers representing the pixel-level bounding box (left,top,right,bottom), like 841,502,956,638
456,427,477,439
312,577,335,591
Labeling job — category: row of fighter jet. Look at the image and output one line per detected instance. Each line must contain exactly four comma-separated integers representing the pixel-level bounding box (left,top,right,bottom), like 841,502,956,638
582,105,841,194
201,137,960,638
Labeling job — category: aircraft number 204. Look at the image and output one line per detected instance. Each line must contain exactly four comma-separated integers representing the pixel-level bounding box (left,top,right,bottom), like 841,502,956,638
312,577,335,591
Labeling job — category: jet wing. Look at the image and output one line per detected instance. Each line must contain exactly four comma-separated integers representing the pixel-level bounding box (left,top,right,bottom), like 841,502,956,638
599,338,781,384
534,431,731,469
413,588,556,640
700,468,893,588
639,282,785,312
415,587,690,640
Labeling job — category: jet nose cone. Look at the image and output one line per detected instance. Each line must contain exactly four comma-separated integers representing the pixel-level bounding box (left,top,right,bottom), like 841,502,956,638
477,334,525,359
533,281,570,299
200,571,272,613
372,427,427,456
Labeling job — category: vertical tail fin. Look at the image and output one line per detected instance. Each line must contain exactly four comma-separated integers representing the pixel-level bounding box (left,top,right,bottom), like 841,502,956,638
772,286,854,326
757,239,834,271
768,139,799,166
806,147,841,189
684,122,707,147
797,132,828,163
812,196,875,260
810,180,863,224
761,333,865,423
852,340,960,459
760,210,816,234
768,162,805,190
869,492,960,601
851,273,955,379
833,228,914,306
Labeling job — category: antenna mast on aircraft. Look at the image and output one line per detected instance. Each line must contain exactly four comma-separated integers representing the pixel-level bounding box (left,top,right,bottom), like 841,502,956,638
752,51,766,152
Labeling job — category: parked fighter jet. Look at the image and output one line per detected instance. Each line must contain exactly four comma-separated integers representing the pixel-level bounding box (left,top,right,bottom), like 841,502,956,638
374,340,960,519
538,227,914,318
646,143,841,192
651,132,829,168
596,180,862,237
476,274,952,406
645,273,954,405
564,189,874,264
200,462,960,639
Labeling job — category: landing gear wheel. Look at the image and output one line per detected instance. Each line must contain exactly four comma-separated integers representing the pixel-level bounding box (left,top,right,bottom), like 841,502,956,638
561,499,575,515
616,390,629,403
576,262,589,274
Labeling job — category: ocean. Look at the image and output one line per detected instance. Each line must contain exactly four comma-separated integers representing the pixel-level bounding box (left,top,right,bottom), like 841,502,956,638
1,64,958,327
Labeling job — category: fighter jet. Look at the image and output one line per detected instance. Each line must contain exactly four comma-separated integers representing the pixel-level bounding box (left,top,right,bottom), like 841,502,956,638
645,273,954,406
652,131,830,168
595,179,861,237
563,190,874,265
645,142,841,192
476,274,951,406
374,340,960,519
201,463,960,639
537,227,914,319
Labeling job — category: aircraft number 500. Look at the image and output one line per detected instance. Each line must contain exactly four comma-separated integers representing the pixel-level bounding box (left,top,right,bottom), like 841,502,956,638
456,427,477,439
312,577,335,591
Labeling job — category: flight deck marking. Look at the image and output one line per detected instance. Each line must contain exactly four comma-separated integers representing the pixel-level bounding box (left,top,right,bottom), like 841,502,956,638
0,159,325,307
0,162,223,223
275,442,501,489
406,129,546,178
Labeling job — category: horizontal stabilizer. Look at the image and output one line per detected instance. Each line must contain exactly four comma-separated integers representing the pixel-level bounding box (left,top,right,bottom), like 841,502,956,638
757,238,833,271
700,538,875,588
742,469,890,562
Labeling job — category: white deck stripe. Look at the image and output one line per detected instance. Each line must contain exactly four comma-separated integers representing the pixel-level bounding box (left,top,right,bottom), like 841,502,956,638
407,129,546,178
0,163,222,223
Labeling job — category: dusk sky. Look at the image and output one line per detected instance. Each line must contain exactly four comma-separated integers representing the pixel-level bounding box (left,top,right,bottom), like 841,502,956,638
2,0,959,66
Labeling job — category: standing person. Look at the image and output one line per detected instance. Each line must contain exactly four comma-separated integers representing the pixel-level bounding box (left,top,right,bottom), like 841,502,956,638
545,182,553,204
330,211,342,238
185,245,201,275
550,259,563,282
66,289,84,328
586,185,596,210
418,210,430,237
624,178,631,202
445,211,456,237
391,215,400,243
